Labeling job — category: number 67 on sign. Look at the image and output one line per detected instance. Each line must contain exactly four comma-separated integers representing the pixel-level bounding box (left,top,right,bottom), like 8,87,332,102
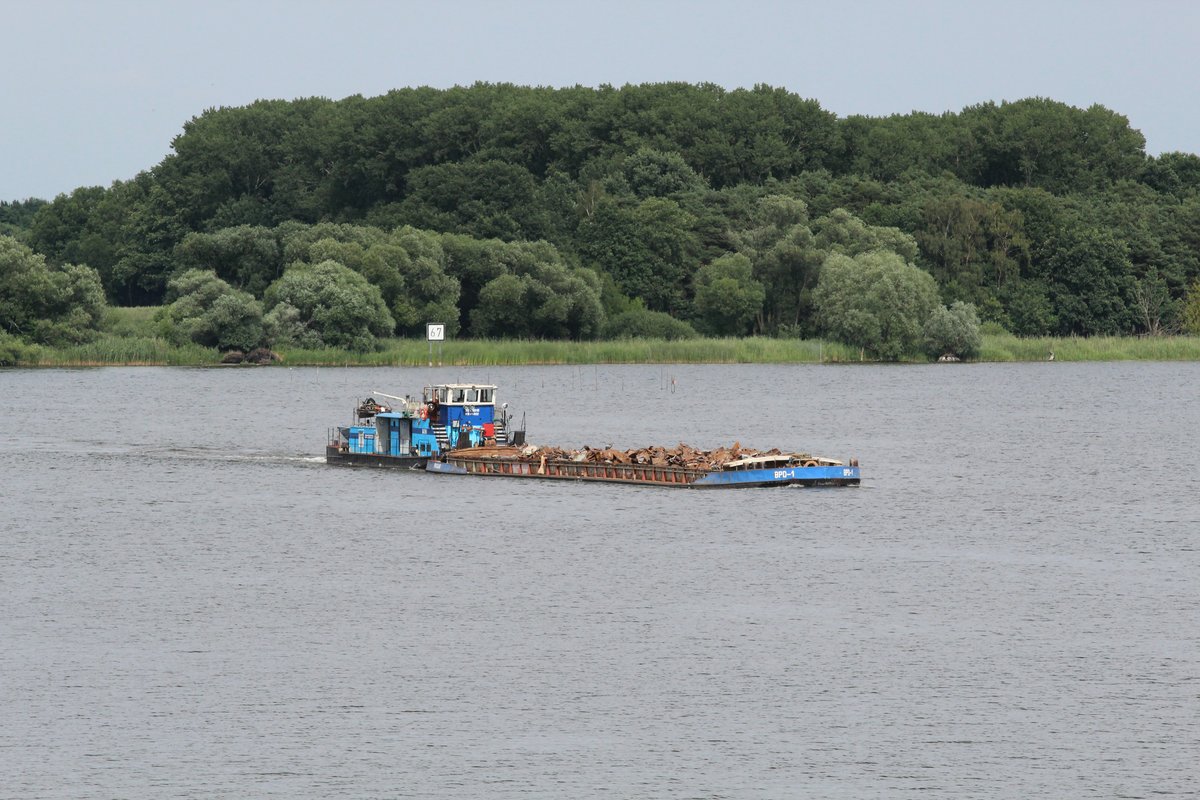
426,322,444,366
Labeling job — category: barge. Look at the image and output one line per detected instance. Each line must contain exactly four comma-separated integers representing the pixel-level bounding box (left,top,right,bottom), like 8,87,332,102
426,444,861,489
327,384,860,488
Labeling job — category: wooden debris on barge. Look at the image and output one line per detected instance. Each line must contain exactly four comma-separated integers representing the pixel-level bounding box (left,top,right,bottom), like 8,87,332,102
459,441,819,471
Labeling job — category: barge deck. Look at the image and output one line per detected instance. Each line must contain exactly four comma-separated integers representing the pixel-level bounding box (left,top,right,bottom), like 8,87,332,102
427,447,861,489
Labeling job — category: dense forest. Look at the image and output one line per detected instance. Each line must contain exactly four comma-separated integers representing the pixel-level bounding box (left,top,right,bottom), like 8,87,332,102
4,82,1200,360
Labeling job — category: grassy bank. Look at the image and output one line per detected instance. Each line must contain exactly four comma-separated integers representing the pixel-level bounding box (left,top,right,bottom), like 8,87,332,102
277,337,862,366
979,333,1200,362
16,336,219,367
7,308,1200,366
12,333,1200,367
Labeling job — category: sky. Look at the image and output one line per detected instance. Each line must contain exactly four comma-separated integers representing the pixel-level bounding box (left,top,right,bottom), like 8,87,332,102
3,0,1199,201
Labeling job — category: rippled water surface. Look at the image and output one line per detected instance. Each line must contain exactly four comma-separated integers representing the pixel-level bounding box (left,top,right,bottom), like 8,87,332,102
2,363,1198,798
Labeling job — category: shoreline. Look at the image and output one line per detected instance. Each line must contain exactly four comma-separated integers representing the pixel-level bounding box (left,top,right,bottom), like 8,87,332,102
7,334,1200,367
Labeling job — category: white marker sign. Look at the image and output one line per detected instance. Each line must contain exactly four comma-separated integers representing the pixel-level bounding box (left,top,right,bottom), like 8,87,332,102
426,323,445,341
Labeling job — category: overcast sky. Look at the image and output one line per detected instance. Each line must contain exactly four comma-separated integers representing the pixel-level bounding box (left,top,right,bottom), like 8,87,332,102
3,0,1198,201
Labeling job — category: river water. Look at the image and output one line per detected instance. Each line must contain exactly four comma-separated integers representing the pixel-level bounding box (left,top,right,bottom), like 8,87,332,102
1,363,1197,798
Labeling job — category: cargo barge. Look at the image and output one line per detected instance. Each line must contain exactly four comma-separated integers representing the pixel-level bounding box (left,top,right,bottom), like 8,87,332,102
426,444,861,489
327,384,860,488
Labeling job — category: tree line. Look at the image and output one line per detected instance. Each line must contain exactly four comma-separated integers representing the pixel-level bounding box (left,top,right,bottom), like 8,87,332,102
4,83,1200,360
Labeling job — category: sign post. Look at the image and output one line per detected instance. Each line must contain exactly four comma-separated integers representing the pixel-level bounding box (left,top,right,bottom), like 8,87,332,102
426,322,445,366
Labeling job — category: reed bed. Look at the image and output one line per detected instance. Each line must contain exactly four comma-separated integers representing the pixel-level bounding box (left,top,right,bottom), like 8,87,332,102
10,332,1200,367
277,337,862,366
30,336,220,367
277,334,1200,366
980,334,1200,362
102,306,162,338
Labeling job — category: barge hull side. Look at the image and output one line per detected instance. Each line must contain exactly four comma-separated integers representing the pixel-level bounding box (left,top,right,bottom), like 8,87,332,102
325,445,428,469
691,465,860,488
426,458,860,488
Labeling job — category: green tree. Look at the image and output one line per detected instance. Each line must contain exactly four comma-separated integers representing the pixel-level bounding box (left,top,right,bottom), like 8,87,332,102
729,195,819,333
576,196,700,315
0,331,40,366
923,301,983,359
263,259,394,350
287,226,461,337
1044,227,1134,335
1131,271,1179,335
730,199,921,336
623,147,709,198
0,199,46,239
813,250,939,360
962,98,1145,192
469,241,604,339
399,159,546,241
1182,280,1200,335
602,305,698,340
693,253,765,335
999,280,1056,335
0,235,106,345
915,194,1028,315
162,269,264,351
1141,151,1200,199
174,225,282,296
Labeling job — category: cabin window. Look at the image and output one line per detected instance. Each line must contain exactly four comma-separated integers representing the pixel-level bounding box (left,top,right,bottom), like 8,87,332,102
466,388,478,403
452,389,465,402
479,388,492,403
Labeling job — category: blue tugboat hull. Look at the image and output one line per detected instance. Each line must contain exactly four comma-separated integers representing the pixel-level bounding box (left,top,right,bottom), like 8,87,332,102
324,445,428,469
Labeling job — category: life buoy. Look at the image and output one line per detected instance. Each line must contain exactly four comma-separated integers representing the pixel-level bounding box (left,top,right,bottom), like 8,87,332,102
802,460,818,467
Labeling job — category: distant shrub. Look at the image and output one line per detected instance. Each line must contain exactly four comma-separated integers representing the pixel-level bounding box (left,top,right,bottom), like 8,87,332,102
602,307,698,340
0,331,41,365
263,260,394,351
162,269,265,352
1,235,107,346
924,301,983,360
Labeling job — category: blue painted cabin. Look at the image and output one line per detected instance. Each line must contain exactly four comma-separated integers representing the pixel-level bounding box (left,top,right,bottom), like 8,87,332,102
327,383,513,467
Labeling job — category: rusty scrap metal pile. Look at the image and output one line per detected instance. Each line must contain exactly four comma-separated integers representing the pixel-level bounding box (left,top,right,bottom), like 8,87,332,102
517,442,808,471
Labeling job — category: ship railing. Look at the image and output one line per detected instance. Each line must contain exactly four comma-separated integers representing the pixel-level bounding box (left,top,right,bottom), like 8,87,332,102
328,426,347,449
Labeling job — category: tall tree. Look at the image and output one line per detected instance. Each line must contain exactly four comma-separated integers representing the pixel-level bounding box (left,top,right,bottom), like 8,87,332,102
813,250,939,360
693,253,765,336
263,260,394,350
0,235,106,345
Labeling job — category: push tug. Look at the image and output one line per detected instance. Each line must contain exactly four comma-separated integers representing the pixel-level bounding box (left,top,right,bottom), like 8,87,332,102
325,383,521,469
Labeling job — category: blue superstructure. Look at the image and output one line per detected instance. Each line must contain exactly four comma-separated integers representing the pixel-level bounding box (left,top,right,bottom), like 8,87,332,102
326,383,518,468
